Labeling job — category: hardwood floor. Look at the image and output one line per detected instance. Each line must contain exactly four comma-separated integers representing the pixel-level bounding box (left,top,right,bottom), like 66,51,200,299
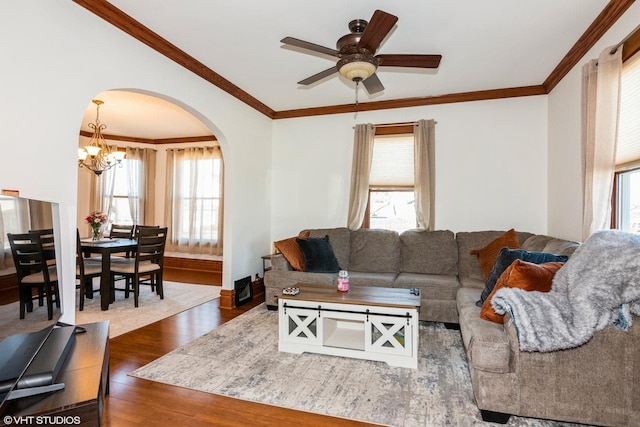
106,296,377,426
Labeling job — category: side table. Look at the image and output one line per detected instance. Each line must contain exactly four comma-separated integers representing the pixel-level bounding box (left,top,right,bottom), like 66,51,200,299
1,322,110,427
261,254,275,276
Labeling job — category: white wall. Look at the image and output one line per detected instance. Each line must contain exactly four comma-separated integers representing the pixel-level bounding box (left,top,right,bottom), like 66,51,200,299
271,96,549,241
547,2,640,242
0,2,272,323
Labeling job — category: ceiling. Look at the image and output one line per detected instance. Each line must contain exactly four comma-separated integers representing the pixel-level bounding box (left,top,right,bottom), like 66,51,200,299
76,0,627,139
80,90,214,141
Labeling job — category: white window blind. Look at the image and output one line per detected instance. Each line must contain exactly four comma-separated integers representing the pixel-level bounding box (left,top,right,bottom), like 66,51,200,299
616,50,640,171
369,135,414,187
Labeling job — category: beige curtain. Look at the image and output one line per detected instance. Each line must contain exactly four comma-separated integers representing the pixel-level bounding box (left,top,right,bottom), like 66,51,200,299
88,172,103,216
581,46,622,240
0,197,30,269
347,123,376,230
91,146,155,227
164,146,224,255
124,147,156,224
89,146,118,217
414,119,436,230
28,200,53,230
0,198,51,269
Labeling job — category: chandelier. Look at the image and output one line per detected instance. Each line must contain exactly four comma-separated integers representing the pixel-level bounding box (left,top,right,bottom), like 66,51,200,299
78,99,125,176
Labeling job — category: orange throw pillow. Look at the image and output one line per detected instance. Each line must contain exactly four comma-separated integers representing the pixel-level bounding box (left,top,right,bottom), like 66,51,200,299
274,231,311,271
480,259,564,323
470,229,521,281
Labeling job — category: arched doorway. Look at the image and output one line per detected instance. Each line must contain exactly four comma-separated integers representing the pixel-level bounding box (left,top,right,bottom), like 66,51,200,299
76,90,225,297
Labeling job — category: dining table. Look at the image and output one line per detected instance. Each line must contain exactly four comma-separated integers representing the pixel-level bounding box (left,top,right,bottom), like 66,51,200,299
80,238,138,310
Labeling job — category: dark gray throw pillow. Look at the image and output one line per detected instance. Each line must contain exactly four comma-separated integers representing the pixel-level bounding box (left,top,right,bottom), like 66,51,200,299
476,247,569,307
296,235,340,273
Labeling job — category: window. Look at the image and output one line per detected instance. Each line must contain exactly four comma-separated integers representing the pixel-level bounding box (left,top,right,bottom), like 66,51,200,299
102,158,142,227
174,156,222,244
0,196,29,249
166,146,223,254
365,134,417,232
614,169,640,233
612,51,640,234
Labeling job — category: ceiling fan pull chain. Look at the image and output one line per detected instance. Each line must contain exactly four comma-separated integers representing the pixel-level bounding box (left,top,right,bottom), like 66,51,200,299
355,80,359,109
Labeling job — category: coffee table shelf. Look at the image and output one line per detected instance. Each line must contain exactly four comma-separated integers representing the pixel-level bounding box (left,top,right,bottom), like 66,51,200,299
323,318,365,350
278,284,420,368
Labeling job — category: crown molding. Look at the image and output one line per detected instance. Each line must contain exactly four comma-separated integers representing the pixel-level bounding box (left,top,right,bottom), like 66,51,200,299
79,130,216,144
272,86,546,119
73,0,635,120
543,0,635,93
72,0,275,119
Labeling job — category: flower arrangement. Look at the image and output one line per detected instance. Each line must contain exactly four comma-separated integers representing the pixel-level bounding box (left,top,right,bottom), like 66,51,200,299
86,212,108,240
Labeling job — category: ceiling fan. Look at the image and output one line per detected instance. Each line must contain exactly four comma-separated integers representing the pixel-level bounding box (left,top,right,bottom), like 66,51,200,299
281,9,442,95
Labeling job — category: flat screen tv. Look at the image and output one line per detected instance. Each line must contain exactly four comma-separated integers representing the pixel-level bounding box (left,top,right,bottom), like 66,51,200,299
0,324,76,416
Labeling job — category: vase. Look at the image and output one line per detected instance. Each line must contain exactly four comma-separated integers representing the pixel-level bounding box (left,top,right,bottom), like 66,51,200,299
91,226,102,241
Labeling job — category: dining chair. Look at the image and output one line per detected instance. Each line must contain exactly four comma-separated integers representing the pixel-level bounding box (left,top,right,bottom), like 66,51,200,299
29,228,56,265
8,232,60,320
109,224,135,239
110,226,168,307
108,223,136,262
132,224,160,237
76,229,101,311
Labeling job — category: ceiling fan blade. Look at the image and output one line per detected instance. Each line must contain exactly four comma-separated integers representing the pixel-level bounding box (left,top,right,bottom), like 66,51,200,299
357,10,398,53
298,66,338,85
281,37,339,57
362,73,384,94
376,54,442,68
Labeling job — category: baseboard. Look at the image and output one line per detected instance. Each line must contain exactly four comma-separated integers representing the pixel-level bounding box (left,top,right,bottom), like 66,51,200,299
163,257,222,285
219,289,234,309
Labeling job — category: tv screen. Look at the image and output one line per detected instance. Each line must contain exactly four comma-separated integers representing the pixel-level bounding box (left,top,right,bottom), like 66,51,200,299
0,324,75,415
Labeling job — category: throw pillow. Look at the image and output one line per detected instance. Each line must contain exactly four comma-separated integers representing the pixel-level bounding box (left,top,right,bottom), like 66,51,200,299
480,260,564,323
470,229,521,282
476,248,570,307
296,235,340,273
274,231,311,271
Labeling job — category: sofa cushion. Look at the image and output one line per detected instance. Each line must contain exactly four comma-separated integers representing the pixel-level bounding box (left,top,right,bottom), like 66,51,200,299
456,230,533,282
296,235,340,273
263,270,336,305
457,287,511,373
393,273,459,300
477,247,569,307
521,234,580,255
348,229,400,274
399,229,458,275
470,228,521,281
274,231,311,271
480,260,563,323
348,271,397,288
305,228,351,270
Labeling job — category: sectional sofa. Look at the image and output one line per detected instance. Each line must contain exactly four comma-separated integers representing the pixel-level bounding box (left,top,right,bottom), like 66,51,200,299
264,227,575,323
264,227,640,426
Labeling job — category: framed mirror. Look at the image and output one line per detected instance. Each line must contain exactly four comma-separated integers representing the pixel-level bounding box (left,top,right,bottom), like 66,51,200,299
0,196,62,341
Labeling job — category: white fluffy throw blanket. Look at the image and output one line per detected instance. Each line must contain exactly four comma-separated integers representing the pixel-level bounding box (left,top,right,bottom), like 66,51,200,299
491,230,640,352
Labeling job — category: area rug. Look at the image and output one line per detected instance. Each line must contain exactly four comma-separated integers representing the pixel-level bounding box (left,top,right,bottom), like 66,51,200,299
0,282,220,340
130,304,582,427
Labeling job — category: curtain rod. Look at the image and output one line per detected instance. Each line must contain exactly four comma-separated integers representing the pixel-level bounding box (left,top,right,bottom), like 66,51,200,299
375,121,417,128
610,24,640,54
352,120,437,129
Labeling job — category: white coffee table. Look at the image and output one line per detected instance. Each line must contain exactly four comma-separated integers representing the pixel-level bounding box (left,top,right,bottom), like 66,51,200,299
278,284,421,368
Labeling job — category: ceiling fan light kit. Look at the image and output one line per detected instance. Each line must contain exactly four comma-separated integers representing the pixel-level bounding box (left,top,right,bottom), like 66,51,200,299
281,9,441,97
337,55,378,82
